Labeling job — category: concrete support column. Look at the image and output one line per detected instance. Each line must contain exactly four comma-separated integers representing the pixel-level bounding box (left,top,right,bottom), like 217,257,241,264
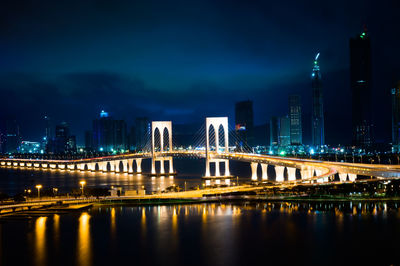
151,159,156,174
98,162,106,172
251,162,258,181
339,173,348,182
275,166,285,182
215,161,220,176
88,163,95,171
169,158,174,174
261,164,268,180
128,159,134,173
122,160,128,173
300,169,309,179
109,162,115,172
348,174,357,182
224,160,230,176
287,167,296,181
160,159,165,174
136,159,142,173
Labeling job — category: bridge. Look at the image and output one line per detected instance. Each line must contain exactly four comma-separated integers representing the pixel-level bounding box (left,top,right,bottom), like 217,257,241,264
1,117,400,187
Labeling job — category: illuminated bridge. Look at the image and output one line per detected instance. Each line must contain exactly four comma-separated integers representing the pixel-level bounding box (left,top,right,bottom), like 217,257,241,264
1,117,400,187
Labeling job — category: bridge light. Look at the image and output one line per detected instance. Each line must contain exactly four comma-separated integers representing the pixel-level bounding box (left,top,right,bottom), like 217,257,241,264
100,147,104,152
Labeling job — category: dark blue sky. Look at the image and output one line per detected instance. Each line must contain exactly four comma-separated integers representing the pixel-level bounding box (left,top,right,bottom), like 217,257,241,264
0,0,399,145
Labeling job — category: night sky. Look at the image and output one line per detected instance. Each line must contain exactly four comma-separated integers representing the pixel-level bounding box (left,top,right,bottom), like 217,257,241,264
0,0,399,145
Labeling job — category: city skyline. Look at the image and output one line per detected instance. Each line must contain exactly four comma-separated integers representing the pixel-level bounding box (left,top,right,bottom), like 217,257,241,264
0,0,399,146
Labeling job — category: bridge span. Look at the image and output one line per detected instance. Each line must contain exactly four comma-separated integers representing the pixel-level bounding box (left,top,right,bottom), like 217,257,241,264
1,150,400,186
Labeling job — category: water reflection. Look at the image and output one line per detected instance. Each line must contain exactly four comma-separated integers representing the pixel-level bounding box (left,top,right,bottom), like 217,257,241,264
35,217,47,266
77,212,92,266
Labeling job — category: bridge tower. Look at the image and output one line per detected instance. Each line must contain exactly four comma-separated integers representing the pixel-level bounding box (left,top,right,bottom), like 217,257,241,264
151,121,174,175
204,117,231,185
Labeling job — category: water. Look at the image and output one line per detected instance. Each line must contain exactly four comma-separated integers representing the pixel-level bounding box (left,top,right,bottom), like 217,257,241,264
1,202,400,266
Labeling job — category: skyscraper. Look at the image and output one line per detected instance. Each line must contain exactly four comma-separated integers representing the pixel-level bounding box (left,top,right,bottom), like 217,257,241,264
350,27,373,147
279,115,291,146
392,82,400,152
92,110,128,152
289,95,302,145
235,100,254,148
4,120,20,153
270,117,279,146
311,53,325,147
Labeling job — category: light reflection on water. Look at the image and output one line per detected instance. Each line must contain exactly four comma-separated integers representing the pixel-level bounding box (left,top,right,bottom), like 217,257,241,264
1,202,400,266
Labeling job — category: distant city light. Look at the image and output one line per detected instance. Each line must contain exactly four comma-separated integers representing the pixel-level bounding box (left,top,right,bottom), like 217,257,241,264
100,147,104,151
310,149,315,155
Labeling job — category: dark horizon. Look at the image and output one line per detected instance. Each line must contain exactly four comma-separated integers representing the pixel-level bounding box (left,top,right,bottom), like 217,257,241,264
1,0,399,146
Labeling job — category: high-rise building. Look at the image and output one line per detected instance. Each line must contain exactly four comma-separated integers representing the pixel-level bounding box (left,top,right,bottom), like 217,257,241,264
279,115,291,146
113,120,127,151
350,27,373,147
311,53,325,147
92,110,128,152
135,117,150,152
235,100,254,148
47,122,76,153
289,95,302,145
270,117,279,146
4,120,21,153
84,130,93,151
392,82,400,152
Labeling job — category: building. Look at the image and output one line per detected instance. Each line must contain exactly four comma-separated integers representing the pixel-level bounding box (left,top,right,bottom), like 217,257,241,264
350,27,373,147
392,83,400,152
311,53,325,147
20,141,42,154
235,100,254,149
92,110,128,152
47,122,76,153
270,117,279,146
279,115,291,146
84,130,93,151
289,95,302,145
135,117,150,152
4,120,21,154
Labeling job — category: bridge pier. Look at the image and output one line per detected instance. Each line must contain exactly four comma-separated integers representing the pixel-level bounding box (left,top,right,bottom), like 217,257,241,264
128,159,134,173
348,173,357,182
251,162,258,181
339,173,348,182
136,158,142,173
287,167,296,181
275,166,285,182
261,164,268,180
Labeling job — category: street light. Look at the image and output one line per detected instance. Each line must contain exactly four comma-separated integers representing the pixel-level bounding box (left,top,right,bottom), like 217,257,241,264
36,184,42,198
80,180,86,196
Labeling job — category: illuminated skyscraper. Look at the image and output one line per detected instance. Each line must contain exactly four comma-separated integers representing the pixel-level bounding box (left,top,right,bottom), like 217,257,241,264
392,82,400,152
270,116,279,146
311,53,325,147
289,95,302,145
279,115,291,146
350,27,373,146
